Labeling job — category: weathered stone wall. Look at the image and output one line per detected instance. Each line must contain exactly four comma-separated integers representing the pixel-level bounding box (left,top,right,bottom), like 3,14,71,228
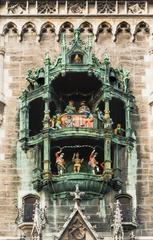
0,12,153,239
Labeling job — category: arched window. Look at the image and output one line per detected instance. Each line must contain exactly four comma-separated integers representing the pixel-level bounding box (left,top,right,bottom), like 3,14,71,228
23,195,39,222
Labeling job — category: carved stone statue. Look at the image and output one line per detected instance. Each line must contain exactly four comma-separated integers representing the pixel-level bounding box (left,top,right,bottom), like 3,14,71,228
55,150,65,175
88,150,99,174
64,100,76,114
72,152,83,173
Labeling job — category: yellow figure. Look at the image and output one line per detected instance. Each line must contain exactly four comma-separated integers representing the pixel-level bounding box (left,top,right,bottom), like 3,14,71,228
72,152,84,173
74,54,81,63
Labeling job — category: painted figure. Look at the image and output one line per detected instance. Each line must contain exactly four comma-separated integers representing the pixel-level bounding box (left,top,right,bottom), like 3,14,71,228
65,115,73,127
114,123,125,136
78,101,90,116
96,108,104,121
55,114,62,129
88,150,99,174
73,54,82,64
55,150,65,175
72,152,84,173
64,100,76,114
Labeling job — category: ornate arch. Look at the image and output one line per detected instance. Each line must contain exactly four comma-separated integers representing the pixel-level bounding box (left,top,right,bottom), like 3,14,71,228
79,21,93,33
20,22,37,41
39,22,55,41
115,21,131,42
96,22,112,41
2,22,18,35
59,21,74,34
133,21,150,41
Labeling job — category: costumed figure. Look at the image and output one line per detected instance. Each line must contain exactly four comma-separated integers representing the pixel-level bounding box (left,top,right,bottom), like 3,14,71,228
64,100,76,114
50,115,56,129
72,152,84,173
78,101,90,116
114,123,125,136
88,150,99,174
96,108,104,121
55,113,62,129
55,150,65,175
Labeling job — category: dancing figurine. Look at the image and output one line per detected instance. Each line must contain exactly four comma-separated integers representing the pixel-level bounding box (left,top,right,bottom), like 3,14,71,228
64,100,76,114
78,101,90,116
72,152,84,173
88,150,99,174
55,150,65,175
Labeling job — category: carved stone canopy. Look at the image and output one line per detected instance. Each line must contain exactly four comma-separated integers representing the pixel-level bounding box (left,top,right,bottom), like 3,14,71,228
57,210,100,240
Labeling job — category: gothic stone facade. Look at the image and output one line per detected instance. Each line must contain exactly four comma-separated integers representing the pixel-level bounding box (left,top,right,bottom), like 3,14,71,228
0,1,153,240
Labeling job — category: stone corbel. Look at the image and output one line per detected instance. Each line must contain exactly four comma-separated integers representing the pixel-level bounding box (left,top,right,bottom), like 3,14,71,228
55,25,60,42
112,25,117,42
131,26,136,43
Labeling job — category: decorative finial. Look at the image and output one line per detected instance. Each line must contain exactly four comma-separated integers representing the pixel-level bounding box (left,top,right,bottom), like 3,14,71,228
130,231,135,240
112,200,124,240
103,53,110,65
70,184,85,210
74,28,81,43
44,52,50,65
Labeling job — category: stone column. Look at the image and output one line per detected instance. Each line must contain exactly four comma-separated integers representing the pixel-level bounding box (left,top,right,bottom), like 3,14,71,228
125,99,132,138
20,92,28,140
43,92,51,180
103,99,112,173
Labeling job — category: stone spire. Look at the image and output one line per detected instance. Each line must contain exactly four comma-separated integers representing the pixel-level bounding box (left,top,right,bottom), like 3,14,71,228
31,200,47,240
112,200,124,240
70,184,85,210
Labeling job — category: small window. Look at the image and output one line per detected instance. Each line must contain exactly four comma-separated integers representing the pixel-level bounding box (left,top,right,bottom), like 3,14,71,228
70,53,83,64
23,195,39,222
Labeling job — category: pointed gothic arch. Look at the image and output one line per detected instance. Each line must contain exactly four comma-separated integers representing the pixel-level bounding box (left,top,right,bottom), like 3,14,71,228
20,22,37,41
133,21,150,42
115,21,131,42
79,21,93,33
2,21,18,35
96,21,112,42
39,22,55,41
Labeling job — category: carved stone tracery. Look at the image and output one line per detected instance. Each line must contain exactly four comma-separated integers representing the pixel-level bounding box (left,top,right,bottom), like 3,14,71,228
128,2,146,14
37,1,56,14
97,1,116,14
68,217,86,240
68,1,86,14
8,1,26,14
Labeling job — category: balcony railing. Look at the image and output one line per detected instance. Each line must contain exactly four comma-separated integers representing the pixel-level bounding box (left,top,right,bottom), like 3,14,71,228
60,113,96,129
